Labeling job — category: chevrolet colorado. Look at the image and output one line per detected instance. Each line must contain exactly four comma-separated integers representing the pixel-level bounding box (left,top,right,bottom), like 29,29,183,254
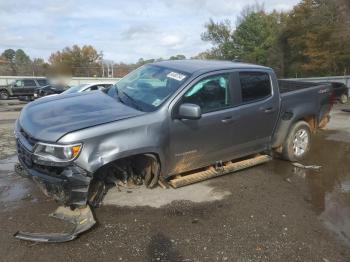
14,60,333,209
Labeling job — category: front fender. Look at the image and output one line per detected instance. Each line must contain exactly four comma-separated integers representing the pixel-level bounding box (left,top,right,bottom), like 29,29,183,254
59,112,168,175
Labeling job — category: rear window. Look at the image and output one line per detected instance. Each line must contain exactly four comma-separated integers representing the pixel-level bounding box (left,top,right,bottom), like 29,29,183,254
23,79,36,86
37,79,48,86
239,72,271,103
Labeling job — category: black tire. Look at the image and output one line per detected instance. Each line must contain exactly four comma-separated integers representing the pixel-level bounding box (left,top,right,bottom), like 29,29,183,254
0,90,9,100
281,121,311,162
340,94,348,104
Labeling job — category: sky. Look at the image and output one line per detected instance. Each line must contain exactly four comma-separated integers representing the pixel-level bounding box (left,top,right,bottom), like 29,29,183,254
0,0,300,63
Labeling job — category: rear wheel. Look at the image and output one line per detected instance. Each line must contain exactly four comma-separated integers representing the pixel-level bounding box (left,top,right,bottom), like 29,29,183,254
0,90,9,100
340,94,348,104
282,121,311,162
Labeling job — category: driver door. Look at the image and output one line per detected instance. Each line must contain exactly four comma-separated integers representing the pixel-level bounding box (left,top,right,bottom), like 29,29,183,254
167,72,238,176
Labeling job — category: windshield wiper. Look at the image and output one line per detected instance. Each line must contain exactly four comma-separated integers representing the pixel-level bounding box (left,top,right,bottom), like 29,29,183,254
119,90,143,111
114,87,123,102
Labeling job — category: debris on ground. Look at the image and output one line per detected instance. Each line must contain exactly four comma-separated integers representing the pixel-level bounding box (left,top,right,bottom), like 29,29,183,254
292,162,322,170
14,205,96,243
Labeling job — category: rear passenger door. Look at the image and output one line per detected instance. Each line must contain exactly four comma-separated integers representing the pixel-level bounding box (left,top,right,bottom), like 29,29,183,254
231,71,279,155
22,79,37,95
12,80,24,96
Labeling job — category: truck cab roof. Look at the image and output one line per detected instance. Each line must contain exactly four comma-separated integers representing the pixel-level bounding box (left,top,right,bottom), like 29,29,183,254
152,59,271,75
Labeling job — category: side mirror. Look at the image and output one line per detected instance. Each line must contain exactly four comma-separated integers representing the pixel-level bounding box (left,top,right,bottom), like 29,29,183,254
177,103,201,120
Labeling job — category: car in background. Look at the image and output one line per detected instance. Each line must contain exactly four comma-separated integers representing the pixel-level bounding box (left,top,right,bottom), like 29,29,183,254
0,78,49,100
33,84,69,99
322,82,349,104
62,82,113,95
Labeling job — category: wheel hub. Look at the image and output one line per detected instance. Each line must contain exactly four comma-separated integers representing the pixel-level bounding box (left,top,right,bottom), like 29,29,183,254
293,129,309,157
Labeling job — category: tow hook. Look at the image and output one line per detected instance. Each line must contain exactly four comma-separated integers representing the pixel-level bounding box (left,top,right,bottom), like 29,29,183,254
14,205,96,243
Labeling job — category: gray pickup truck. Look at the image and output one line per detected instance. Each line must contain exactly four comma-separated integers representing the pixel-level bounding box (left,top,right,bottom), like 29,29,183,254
0,78,49,100
15,60,333,210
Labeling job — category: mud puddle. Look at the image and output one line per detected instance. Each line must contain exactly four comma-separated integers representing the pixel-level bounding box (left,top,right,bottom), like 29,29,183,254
0,155,35,207
269,131,350,245
103,182,231,208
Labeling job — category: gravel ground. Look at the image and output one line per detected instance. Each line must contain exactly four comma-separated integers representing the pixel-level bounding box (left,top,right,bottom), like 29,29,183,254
0,100,349,262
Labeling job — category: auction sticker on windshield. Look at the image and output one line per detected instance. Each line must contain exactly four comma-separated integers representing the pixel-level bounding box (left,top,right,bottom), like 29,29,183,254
167,72,186,81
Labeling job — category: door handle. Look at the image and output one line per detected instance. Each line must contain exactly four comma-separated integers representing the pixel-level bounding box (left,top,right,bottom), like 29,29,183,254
261,107,275,113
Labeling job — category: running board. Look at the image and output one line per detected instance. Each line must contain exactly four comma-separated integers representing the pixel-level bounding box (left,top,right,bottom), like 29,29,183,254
169,155,272,188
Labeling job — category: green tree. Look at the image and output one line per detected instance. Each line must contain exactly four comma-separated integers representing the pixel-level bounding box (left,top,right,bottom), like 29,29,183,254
201,19,236,59
15,49,30,64
2,49,16,61
15,49,32,75
234,11,281,66
201,8,285,75
1,49,16,75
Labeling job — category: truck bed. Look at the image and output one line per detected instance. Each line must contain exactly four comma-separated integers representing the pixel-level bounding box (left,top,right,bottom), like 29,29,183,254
271,80,332,148
278,80,320,94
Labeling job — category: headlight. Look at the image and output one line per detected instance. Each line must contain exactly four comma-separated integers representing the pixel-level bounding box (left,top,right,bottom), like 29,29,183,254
34,142,82,162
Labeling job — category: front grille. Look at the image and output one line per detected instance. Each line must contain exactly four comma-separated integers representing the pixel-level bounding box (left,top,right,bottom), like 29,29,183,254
17,140,33,167
20,128,38,146
33,164,65,178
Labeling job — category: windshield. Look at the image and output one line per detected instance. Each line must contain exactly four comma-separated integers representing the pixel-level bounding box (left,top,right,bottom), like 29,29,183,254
62,84,88,94
107,64,189,112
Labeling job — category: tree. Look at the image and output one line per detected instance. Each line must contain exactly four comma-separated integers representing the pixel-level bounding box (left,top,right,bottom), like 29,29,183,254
49,45,102,76
169,54,186,60
2,49,15,61
282,0,350,77
201,19,236,59
32,58,50,76
200,1,350,77
15,49,32,75
1,49,16,75
200,8,285,75
234,11,281,66
15,49,30,64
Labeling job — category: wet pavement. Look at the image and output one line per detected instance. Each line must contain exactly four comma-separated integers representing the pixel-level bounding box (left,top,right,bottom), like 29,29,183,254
0,101,350,261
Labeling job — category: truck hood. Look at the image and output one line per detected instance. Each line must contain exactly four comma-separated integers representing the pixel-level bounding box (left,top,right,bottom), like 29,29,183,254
19,91,144,142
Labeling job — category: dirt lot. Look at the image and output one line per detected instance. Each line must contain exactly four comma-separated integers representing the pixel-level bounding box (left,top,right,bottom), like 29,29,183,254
0,99,349,262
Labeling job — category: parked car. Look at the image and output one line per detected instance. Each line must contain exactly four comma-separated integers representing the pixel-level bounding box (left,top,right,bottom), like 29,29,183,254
33,84,69,99
324,82,348,104
14,60,333,241
61,82,113,95
0,78,49,100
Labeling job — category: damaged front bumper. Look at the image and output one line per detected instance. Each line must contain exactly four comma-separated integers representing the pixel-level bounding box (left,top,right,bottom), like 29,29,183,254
16,140,92,208
14,140,96,243
14,205,96,243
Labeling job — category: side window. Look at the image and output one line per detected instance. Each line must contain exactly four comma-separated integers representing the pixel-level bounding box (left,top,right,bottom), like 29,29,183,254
239,72,271,103
37,79,48,86
15,80,24,87
183,74,231,114
23,79,36,86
